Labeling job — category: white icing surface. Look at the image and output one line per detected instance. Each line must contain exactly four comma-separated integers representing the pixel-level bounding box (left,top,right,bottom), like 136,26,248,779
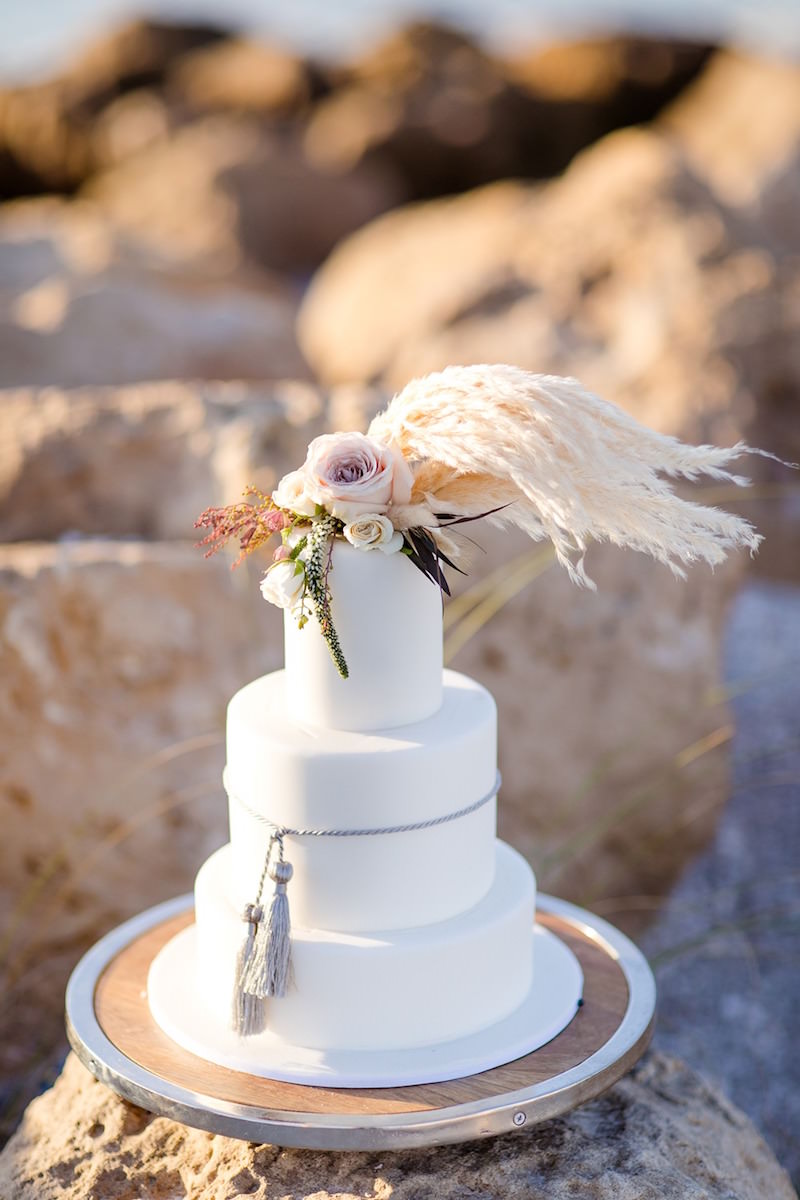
192,840,535,1052
284,540,443,731
226,669,498,931
147,921,582,1087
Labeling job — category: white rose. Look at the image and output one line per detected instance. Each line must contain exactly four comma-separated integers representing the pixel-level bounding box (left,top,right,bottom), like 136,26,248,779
343,513,405,554
260,560,304,609
302,432,413,522
272,468,318,517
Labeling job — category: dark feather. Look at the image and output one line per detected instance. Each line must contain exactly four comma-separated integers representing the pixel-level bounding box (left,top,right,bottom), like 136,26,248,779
433,503,512,527
431,542,466,575
404,529,451,596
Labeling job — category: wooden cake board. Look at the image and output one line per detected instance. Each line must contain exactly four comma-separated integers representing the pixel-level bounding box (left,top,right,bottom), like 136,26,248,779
65,894,655,1150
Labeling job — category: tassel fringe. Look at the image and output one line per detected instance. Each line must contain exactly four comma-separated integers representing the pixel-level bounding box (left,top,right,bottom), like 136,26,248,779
230,837,294,1036
241,870,293,999
231,903,267,1036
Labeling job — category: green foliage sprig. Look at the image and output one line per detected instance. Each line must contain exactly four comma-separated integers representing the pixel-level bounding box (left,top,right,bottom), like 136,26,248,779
304,515,349,679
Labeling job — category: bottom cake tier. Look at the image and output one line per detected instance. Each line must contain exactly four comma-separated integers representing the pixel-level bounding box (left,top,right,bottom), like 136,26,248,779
191,839,536,1053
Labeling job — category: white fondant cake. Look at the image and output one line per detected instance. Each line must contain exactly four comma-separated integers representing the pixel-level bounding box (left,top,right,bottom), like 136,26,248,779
150,542,544,1077
226,669,497,930
194,840,535,1051
162,363,748,1082
284,540,443,731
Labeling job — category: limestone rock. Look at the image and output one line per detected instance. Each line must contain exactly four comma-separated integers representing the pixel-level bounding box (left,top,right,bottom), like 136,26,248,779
0,19,224,198
303,22,545,195
0,83,96,197
503,35,713,178
86,116,404,273
0,380,363,1115
0,1051,794,1199
84,120,257,267
298,125,799,455
447,531,739,920
0,270,305,387
656,52,800,472
0,18,712,206
52,18,226,104
0,380,382,542
298,180,536,388
88,88,175,171
660,50,800,272
506,35,713,111
171,37,320,116
661,50,800,218
0,199,307,386
303,25,710,198
0,540,277,1129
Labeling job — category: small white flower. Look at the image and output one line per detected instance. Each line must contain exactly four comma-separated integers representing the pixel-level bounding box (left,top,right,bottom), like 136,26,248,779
343,513,404,554
272,468,318,517
260,559,305,609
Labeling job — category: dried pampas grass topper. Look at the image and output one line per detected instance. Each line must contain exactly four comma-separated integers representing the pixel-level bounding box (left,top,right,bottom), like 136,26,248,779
369,363,782,587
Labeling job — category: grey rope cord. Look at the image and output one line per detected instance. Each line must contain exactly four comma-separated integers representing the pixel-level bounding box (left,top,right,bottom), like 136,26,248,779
223,768,501,841
226,769,501,1021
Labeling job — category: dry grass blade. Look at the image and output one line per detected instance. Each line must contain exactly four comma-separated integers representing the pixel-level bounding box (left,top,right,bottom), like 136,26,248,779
0,779,220,986
444,546,555,662
538,724,734,880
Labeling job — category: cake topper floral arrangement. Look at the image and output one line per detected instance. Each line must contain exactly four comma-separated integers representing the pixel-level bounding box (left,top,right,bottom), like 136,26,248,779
196,363,776,678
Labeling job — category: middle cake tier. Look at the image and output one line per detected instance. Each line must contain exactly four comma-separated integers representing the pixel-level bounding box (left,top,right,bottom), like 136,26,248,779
225,668,498,932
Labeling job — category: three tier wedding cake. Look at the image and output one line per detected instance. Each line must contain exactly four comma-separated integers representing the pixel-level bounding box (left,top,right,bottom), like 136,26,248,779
148,363,768,1087
201,544,533,1055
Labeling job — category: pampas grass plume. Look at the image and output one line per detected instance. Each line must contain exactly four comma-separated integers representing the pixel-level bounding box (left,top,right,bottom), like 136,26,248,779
370,364,784,586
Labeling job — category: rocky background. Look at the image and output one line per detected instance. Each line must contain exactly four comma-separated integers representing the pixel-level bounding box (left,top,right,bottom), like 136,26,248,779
0,15,799,1195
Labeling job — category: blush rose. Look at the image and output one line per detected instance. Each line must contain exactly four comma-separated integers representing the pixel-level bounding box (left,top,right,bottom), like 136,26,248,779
301,432,412,522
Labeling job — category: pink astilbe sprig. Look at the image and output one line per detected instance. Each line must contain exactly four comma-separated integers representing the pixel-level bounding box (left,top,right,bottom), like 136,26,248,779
194,487,289,567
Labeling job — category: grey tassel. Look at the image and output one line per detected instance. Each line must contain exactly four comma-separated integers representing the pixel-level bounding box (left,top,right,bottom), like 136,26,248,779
241,839,294,1001
231,903,267,1036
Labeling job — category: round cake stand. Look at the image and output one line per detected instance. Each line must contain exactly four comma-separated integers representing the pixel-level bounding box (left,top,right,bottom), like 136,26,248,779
65,894,655,1151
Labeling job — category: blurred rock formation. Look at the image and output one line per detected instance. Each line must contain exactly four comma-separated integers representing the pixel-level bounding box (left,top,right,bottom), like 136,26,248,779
298,123,800,467
0,380,346,540
85,118,404,274
0,20,226,196
0,19,712,267
0,541,256,1095
0,199,307,385
304,25,711,195
660,49,800,224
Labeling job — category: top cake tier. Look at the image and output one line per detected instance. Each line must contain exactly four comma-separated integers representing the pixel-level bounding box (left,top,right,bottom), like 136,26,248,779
284,540,444,731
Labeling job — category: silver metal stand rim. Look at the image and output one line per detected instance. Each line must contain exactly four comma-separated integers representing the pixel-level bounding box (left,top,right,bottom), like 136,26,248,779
65,892,656,1150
